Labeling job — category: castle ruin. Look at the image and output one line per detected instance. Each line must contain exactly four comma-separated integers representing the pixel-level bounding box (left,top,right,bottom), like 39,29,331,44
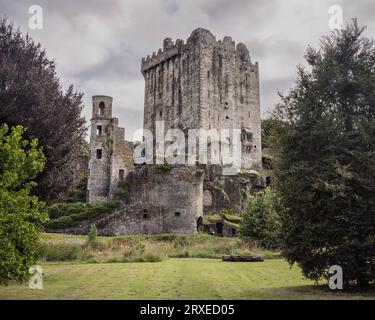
141,28,262,170
88,28,264,236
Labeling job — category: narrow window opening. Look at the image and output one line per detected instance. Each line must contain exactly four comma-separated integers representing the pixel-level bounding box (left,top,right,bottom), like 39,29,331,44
99,102,105,116
143,209,149,219
96,149,102,159
97,125,102,136
175,212,181,217
207,70,210,78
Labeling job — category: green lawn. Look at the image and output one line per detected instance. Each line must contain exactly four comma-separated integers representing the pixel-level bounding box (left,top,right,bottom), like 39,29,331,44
0,259,373,300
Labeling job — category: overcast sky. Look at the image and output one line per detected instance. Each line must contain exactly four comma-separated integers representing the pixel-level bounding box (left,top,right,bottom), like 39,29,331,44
1,0,374,140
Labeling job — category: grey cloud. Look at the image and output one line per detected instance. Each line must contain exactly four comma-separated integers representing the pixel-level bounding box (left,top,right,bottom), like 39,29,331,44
1,0,375,137
163,0,179,14
260,77,296,117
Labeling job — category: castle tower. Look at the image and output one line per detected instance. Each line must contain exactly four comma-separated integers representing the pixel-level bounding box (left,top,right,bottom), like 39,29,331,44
87,95,114,203
141,28,262,171
87,95,133,203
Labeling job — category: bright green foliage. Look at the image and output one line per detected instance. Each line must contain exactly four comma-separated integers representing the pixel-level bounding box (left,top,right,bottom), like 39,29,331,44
240,188,283,249
0,124,47,285
273,20,375,287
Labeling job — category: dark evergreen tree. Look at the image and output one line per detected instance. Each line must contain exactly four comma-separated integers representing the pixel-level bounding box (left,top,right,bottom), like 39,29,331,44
0,18,86,202
273,20,375,287
261,118,286,149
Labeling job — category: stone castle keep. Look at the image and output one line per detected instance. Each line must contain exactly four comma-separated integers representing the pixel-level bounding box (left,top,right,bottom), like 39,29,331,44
87,28,264,236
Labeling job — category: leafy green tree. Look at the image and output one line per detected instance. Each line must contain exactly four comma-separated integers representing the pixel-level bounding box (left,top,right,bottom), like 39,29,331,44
240,188,282,249
0,18,86,202
0,124,47,285
273,20,375,287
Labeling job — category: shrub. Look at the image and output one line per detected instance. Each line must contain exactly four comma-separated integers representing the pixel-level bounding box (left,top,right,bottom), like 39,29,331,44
48,202,87,219
43,215,74,229
87,224,98,248
240,188,283,249
44,201,120,230
37,242,83,261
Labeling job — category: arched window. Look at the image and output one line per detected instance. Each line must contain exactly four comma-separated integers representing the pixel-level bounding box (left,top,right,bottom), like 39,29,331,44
99,102,105,116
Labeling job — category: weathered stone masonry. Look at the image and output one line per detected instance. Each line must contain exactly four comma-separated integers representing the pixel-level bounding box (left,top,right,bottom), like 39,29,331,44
87,95,133,203
96,165,204,235
88,28,264,235
141,28,262,170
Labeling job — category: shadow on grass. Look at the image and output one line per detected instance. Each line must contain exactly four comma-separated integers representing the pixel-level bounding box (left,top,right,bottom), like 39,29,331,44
241,284,375,300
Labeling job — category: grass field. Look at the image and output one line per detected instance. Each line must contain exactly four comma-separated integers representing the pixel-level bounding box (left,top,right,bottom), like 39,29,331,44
0,259,374,300
36,233,280,262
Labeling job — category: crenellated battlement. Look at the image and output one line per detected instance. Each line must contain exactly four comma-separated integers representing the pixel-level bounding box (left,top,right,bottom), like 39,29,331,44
141,38,185,74
141,28,254,75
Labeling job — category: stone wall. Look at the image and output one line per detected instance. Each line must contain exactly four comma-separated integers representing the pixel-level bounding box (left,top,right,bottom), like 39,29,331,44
96,165,204,235
203,165,265,215
141,28,262,170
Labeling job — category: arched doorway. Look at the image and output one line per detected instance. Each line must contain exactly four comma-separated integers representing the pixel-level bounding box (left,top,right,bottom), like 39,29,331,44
196,216,203,232
216,221,223,235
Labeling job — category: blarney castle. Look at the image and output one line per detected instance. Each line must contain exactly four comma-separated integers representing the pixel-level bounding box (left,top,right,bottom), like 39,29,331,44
87,28,265,236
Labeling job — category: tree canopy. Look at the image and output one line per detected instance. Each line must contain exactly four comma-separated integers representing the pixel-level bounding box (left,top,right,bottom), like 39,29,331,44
0,124,47,285
273,20,375,287
0,18,86,202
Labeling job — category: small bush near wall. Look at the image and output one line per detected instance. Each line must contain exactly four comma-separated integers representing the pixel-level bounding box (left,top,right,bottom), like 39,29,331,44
44,201,120,231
